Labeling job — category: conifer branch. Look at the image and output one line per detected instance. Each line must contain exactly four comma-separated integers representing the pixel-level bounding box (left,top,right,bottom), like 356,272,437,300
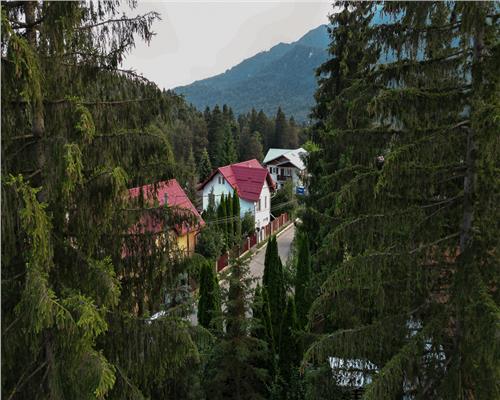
6,361,48,400
78,12,160,30
409,232,461,255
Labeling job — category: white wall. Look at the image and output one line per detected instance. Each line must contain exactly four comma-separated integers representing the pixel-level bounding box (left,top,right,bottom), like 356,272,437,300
254,180,271,229
202,172,234,210
202,172,271,232
266,165,303,190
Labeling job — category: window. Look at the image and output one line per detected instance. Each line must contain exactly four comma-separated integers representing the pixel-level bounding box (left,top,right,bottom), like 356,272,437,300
163,193,168,205
257,199,261,211
264,196,267,208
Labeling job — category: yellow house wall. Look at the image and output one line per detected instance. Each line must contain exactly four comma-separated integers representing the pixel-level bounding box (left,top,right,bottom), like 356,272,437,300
176,231,197,257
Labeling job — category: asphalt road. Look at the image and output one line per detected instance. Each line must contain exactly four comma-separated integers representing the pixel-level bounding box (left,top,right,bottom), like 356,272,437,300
247,224,295,288
187,224,295,325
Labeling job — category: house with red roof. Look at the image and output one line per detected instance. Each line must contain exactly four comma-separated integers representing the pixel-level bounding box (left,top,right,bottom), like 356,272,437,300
199,159,276,242
128,179,204,257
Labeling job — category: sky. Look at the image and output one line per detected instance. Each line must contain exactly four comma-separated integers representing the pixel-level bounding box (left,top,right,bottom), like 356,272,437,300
121,1,332,90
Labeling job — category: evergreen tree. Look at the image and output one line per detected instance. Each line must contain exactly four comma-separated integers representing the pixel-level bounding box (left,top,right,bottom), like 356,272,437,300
274,107,289,149
221,126,238,166
217,194,228,249
207,105,226,167
240,129,264,161
233,192,242,246
226,191,234,246
184,146,198,203
279,297,299,387
262,236,286,355
198,148,213,182
256,110,274,151
1,2,202,399
295,233,312,330
305,2,500,398
198,260,222,332
287,117,300,149
203,256,269,399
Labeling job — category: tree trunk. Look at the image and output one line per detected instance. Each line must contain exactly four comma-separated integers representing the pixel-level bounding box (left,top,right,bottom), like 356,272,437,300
24,1,46,201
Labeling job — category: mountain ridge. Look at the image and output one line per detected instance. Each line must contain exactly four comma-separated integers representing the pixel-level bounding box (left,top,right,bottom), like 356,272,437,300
174,25,330,122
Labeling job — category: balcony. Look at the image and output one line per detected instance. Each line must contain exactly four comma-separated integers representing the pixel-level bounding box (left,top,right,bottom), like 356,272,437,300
276,174,292,181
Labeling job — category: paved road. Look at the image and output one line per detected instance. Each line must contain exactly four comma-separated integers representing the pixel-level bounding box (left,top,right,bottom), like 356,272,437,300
248,224,295,288
187,224,295,325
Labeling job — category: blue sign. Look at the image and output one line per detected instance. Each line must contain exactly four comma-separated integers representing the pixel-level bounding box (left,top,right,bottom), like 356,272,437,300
296,186,305,195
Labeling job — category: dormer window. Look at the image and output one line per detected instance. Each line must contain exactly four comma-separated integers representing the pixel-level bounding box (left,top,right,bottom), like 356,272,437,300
163,193,168,206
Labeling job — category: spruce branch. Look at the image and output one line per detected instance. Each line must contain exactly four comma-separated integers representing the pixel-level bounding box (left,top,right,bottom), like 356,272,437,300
78,12,160,31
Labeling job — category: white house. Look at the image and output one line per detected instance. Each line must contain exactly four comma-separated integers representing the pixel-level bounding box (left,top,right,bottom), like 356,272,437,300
199,159,276,241
263,147,308,193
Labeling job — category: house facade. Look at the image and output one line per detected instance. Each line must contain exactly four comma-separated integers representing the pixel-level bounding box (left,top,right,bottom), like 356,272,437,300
128,179,204,257
199,159,275,241
263,147,308,193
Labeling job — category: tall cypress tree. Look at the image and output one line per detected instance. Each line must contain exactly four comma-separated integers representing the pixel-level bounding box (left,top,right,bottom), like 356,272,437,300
295,232,312,330
262,236,286,355
217,194,227,249
305,2,500,398
198,260,222,332
279,296,298,386
226,191,234,246
233,192,242,246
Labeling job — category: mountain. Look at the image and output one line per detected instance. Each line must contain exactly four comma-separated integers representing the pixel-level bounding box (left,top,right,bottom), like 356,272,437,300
174,25,330,122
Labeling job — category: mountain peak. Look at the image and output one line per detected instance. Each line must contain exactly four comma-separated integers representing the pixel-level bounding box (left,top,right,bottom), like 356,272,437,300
174,24,330,122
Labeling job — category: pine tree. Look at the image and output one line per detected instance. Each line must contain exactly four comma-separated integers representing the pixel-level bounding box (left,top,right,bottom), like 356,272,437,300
207,105,226,167
198,148,213,182
256,110,274,151
305,2,500,398
240,129,264,161
185,146,198,203
203,256,269,399
262,236,286,354
279,296,299,386
287,117,300,149
221,126,238,166
295,232,312,330
1,2,202,398
198,260,222,332
274,107,289,149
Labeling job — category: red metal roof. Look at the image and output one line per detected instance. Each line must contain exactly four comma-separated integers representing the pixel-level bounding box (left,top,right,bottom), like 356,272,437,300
128,179,204,235
199,159,275,202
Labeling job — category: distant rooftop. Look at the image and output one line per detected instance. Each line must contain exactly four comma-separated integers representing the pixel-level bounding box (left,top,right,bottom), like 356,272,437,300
263,147,307,170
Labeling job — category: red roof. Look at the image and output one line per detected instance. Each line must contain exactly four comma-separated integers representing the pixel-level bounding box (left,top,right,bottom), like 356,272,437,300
199,159,275,202
128,179,204,235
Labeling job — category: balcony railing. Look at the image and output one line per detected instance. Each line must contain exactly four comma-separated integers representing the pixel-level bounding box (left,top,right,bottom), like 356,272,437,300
276,174,292,181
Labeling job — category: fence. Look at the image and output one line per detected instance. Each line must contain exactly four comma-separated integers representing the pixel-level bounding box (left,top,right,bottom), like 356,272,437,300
216,212,290,272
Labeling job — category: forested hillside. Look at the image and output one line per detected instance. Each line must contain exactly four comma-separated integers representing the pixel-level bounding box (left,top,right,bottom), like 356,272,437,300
174,25,330,122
